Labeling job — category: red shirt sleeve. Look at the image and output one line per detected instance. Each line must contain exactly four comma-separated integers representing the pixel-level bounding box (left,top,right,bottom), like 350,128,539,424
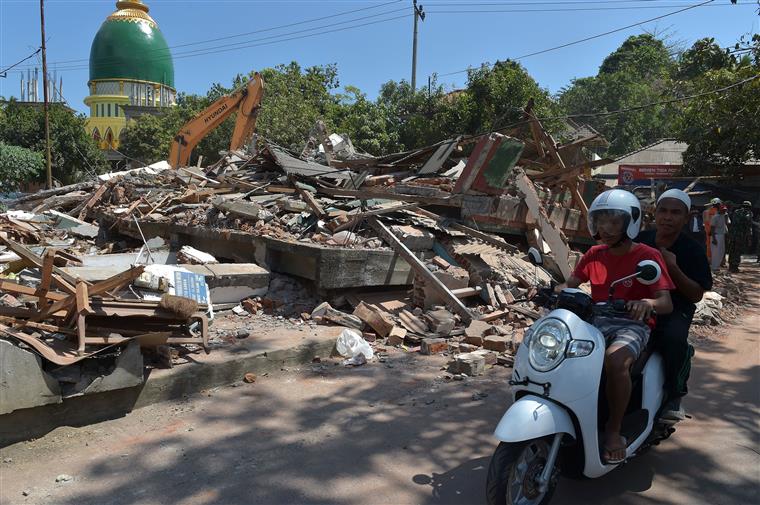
572,248,594,283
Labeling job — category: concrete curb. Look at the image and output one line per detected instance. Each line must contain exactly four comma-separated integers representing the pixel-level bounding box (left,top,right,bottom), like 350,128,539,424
0,337,336,447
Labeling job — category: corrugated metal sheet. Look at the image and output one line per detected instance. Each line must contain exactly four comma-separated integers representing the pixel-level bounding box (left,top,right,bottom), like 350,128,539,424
266,143,352,180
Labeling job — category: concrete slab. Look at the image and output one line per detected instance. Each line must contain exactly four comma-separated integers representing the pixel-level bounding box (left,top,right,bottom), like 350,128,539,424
116,220,417,289
0,325,341,445
63,263,270,304
0,340,61,415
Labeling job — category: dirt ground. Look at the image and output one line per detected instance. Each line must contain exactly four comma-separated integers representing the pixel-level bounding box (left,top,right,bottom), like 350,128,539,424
1,264,758,505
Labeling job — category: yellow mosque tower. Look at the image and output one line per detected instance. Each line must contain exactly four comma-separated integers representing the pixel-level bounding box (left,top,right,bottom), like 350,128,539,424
84,0,176,158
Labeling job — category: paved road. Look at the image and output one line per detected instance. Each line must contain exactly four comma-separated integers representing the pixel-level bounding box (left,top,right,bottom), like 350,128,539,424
1,269,758,505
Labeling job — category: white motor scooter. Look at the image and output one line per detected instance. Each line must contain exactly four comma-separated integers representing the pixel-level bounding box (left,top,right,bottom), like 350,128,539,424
486,252,681,505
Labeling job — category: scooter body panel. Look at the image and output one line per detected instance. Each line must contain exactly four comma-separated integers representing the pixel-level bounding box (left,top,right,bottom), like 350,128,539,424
506,308,668,479
493,394,577,442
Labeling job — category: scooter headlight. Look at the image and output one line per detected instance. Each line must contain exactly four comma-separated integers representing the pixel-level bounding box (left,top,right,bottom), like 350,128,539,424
528,318,570,372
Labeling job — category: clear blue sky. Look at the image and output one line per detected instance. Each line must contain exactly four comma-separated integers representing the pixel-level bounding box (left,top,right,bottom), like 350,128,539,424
1,0,758,115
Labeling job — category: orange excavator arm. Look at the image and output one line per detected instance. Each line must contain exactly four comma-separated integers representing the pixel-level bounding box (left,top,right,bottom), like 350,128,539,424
169,72,264,169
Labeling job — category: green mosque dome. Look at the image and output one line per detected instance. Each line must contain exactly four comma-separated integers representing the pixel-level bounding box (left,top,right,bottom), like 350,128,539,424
89,0,174,88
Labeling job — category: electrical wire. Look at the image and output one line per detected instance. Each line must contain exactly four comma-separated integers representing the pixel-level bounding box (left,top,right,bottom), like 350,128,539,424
15,0,404,70
0,47,41,77
428,2,752,13
25,11,412,73
438,0,715,76
461,72,760,144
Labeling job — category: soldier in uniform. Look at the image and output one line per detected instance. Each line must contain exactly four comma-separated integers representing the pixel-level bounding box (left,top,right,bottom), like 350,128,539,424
727,201,753,273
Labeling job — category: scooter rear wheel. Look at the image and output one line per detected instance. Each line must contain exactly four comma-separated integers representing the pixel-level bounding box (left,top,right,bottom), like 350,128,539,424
486,439,557,505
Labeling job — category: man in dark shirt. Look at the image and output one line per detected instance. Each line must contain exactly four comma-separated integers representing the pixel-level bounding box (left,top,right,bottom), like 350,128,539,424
637,189,713,420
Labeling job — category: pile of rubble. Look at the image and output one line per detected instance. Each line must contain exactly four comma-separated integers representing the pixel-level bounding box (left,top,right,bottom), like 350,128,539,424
1,104,606,390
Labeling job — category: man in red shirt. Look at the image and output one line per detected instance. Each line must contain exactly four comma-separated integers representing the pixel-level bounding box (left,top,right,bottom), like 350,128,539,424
557,189,674,464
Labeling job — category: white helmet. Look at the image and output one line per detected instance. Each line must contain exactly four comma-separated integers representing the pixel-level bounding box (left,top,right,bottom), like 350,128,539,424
587,189,642,240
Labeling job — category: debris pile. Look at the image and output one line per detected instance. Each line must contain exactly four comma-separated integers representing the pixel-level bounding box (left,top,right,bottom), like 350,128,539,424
0,104,608,410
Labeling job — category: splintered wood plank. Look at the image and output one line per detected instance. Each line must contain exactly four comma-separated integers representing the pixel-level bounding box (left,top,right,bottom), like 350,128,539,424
0,238,84,287
77,182,110,221
515,173,572,280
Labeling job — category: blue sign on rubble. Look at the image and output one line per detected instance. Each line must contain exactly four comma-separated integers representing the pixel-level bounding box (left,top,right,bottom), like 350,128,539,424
173,271,208,304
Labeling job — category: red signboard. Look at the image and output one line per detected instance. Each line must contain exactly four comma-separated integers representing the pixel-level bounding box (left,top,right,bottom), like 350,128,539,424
618,164,681,184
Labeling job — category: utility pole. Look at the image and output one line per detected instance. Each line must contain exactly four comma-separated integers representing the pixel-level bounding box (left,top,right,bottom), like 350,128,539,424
39,0,53,189
411,0,425,91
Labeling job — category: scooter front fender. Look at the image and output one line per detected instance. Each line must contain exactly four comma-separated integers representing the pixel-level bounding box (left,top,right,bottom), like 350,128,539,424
494,394,576,443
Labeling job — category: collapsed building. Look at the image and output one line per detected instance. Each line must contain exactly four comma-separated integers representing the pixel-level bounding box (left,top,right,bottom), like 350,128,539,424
0,104,737,432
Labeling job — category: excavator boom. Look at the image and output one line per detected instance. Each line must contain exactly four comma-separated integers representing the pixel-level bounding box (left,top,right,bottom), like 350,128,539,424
169,73,264,168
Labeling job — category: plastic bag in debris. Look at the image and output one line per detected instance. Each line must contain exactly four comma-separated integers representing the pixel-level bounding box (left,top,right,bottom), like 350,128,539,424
336,328,374,365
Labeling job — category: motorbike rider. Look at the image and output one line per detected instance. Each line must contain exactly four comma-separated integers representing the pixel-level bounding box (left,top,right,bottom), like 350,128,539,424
556,189,674,464
637,189,712,421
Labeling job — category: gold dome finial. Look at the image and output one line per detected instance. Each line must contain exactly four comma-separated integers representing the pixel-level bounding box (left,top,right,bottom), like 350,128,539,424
116,1,149,13
108,0,156,26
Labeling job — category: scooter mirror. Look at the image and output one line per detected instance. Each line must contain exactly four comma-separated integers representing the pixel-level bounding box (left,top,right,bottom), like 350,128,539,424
636,260,661,285
527,247,543,266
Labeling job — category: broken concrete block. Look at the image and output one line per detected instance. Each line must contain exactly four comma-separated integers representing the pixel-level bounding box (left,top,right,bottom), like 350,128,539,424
353,302,395,338
447,352,486,376
75,341,144,396
458,343,479,353
324,307,364,331
426,309,456,336
390,225,435,251
418,266,470,309
432,256,451,270
421,337,448,355
212,197,260,220
465,320,491,340
472,349,498,366
387,326,407,346
497,355,515,367
464,335,484,347
0,340,61,414
177,245,218,265
483,335,510,352
311,301,332,319
282,199,309,213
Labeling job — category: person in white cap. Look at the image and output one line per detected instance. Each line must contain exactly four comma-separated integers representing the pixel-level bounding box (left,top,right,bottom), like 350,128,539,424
637,188,712,420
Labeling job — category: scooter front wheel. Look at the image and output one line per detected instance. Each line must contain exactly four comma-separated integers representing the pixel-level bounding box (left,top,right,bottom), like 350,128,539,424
486,439,558,505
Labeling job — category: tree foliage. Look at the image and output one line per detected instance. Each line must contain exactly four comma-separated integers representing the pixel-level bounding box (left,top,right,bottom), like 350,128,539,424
559,34,676,156
0,142,44,191
673,34,760,175
0,100,107,185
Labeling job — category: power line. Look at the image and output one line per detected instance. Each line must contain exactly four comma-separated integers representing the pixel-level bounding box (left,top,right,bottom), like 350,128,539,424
428,1,752,13
463,72,760,142
16,0,404,70
25,10,412,73
438,0,716,77
0,47,41,77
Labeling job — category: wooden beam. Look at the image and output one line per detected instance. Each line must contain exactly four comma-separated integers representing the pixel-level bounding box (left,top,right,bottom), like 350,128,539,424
0,279,67,301
77,182,110,221
515,172,573,280
368,217,473,322
0,238,84,287
32,265,145,323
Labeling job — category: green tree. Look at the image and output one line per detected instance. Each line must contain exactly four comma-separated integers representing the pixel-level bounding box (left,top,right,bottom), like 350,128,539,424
121,62,343,165
327,86,401,155
0,142,44,191
674,34,760,175
0,100,107,184
559,34,676,156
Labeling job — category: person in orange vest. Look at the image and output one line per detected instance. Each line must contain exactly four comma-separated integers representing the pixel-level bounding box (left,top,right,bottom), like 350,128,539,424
703,198,720,259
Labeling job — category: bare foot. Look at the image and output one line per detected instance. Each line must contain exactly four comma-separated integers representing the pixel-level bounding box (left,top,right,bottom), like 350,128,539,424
602,432,627,464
